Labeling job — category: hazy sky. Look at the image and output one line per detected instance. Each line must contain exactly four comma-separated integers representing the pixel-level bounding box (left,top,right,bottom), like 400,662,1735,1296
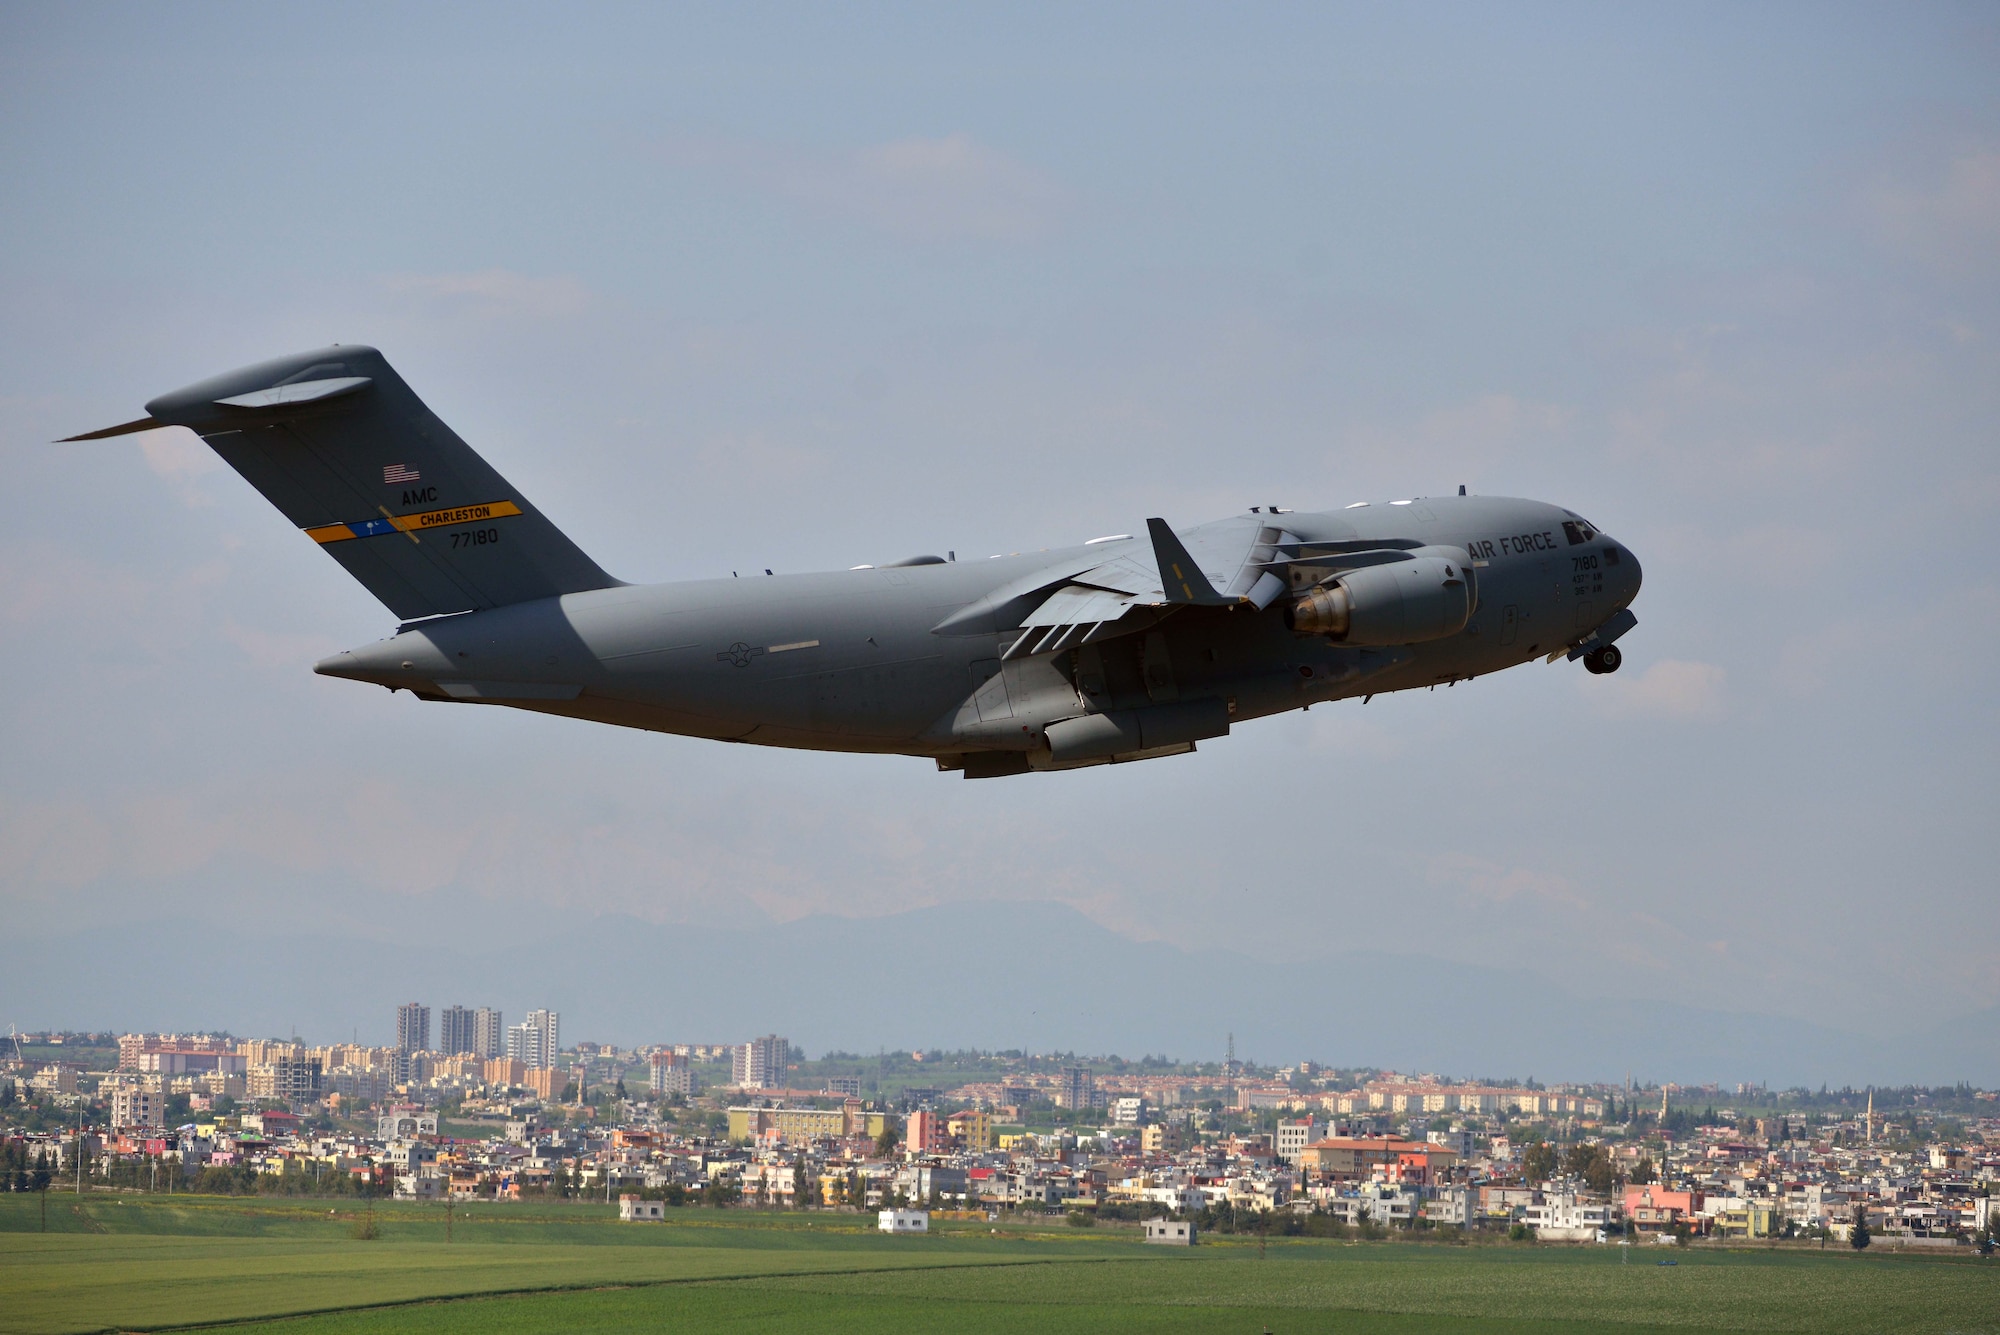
3,3,1996,1057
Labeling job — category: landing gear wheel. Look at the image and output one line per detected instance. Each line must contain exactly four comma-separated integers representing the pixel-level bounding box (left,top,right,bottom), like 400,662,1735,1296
1584,645,1623,675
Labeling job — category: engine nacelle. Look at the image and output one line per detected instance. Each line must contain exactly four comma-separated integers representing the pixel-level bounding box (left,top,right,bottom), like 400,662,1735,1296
1286,554,1473,645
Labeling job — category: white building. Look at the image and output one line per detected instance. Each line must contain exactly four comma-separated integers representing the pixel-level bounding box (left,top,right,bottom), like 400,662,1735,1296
733,1035,787,1089
381,1140,437,1173
1110,1096,1146,1126
30,1065,79,1096
879,1208,929,1233
1423,1186,1475,1225
1522,1193,1612,1241
1427,1128,1476,1158
650,1051,694,1097
1276,1118,1327,1164
1322,1188,1421,1228
393,1174,441,1200
1136,1184,1207,1214
1145,1219,1195,1245
107,1080,164,1129
395,1002,430,1055
619,1194,666,1221
507,1010,560,1069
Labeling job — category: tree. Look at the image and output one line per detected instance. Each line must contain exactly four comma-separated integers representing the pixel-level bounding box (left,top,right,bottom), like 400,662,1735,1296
1523,1142,1558,1183
1630,1156,1657,1185
874,1116,900,1158
1850,1205,1871,1251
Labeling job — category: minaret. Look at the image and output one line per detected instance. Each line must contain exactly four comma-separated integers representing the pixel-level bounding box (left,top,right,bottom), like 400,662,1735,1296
1865,1089,1873,1145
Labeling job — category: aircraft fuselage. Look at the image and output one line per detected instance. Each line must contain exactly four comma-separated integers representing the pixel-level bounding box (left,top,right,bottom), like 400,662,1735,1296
316,493,1640,765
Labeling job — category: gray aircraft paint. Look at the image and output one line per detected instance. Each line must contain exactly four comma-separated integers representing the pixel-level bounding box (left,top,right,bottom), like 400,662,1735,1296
73,346,1641,776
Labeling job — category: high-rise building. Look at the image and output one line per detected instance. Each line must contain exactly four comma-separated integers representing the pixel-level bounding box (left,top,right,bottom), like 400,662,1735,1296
245,1057,322,1105
473,1007,504,1058
1056,1065,1096,1110
650,1050,694,1096
439,1006,475,1056
396,1003,430,1055
732,1035,788,1089
507,1009,560,1068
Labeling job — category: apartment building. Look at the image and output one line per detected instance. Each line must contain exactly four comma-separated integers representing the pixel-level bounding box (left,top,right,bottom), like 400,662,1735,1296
395,1003,430,1055
438,1006,474,1056
506,1010,560,1069
649,1051,694,1097
1056,1066,1097,1110
733,1035,787,1089
473,1008,505,1058
245,1057,322,1105
107,1079,164,1129
1275,1118,1328,1164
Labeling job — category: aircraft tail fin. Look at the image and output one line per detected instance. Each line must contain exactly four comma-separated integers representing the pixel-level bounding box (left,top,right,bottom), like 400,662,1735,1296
77,345,621,620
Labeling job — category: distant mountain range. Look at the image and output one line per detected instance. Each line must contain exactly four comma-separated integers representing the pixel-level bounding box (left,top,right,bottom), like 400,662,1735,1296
8,901,1992,1087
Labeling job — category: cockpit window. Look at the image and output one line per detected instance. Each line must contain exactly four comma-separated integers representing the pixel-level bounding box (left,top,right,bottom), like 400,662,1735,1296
1604,545,1621,566
1562,519,1598,545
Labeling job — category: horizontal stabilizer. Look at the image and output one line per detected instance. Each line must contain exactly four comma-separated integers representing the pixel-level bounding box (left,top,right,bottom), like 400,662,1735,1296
57,417,166,442
213,375,372,409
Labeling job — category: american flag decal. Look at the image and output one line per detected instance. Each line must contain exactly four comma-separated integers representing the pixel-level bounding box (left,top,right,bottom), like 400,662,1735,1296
383,463,420,484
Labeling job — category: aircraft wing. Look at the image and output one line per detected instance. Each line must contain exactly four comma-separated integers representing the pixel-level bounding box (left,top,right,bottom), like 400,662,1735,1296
996,516,1301,659
934,513,1441,660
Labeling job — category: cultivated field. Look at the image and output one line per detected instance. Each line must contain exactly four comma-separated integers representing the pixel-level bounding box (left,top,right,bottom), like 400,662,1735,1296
2,1195,1994,1334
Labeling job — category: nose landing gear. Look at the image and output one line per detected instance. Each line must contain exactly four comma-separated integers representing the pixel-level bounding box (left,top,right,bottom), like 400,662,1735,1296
1583,644,1623,675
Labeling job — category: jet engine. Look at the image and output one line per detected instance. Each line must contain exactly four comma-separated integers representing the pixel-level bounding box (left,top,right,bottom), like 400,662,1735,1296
1286,554,1473,645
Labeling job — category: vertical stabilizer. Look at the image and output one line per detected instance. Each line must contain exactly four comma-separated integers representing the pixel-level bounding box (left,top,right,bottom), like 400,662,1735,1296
122,345,620,619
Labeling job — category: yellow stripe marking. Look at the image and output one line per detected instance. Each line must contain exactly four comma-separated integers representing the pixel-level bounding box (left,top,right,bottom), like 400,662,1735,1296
403,500,523,530
304,500,523,544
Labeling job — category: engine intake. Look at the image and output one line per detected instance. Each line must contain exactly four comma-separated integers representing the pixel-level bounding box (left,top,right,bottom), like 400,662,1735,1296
1286,555,1473,645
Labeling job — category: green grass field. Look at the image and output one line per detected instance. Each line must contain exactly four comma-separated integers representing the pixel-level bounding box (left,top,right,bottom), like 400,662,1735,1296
3,1194,1994,1334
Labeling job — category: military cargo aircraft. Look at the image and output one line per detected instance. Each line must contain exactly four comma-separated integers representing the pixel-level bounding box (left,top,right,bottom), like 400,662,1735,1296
68,345,1640,777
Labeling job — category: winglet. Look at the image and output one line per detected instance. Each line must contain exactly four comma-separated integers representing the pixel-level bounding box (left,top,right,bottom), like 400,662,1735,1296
1147,518,1230,604
57,416,166,442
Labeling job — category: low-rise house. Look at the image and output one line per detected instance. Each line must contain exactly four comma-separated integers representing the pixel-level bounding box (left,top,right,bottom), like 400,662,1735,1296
1522,1192,1611,1241
879,1208,928,1233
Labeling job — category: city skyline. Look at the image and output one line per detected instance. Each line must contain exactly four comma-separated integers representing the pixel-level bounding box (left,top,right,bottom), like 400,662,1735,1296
5,901,1992,1087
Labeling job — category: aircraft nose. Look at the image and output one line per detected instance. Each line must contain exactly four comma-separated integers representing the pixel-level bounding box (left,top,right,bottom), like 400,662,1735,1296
1613,540,1642,603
